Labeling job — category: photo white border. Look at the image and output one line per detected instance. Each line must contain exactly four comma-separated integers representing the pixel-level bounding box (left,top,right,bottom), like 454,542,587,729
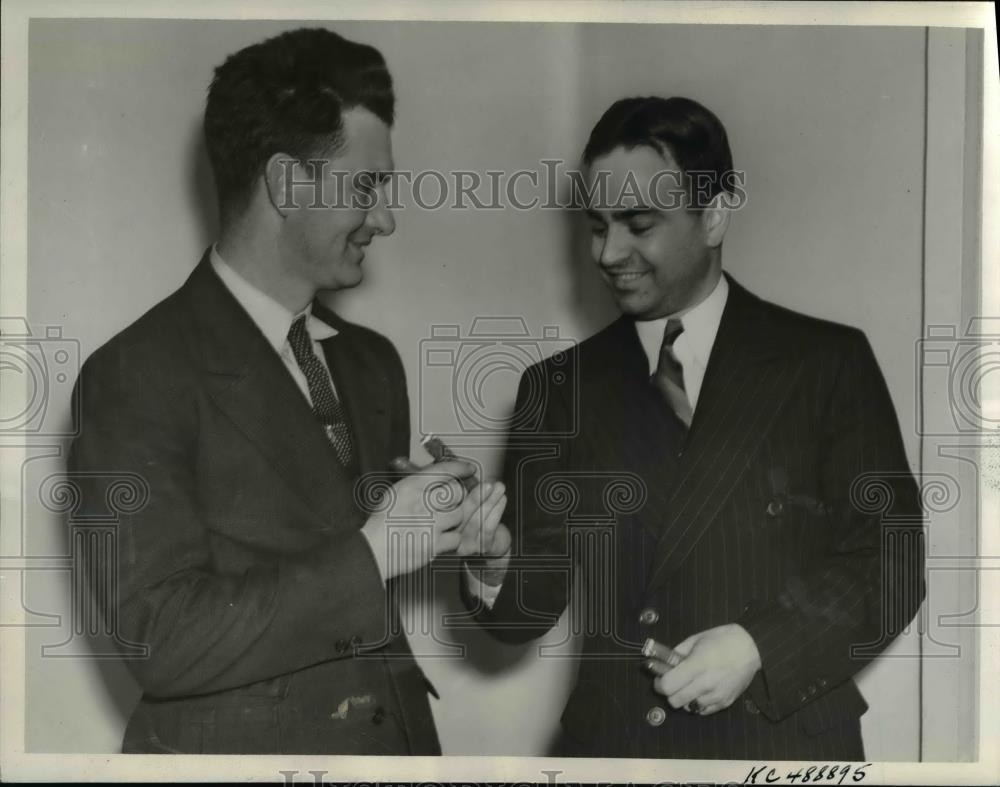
2,1,997,783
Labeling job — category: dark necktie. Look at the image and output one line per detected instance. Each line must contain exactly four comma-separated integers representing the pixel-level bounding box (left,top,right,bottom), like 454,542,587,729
287,314,355,467
651,317,693,428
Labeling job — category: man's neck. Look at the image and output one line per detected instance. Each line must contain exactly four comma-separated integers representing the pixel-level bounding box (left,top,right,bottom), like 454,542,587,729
674,265,723,319
216,230,314,314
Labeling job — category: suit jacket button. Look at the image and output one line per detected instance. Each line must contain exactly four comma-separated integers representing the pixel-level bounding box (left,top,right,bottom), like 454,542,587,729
817,677,827,688
335,639,348,653
349,635,362,647
744,697,760,715
798,690,808,703
646,706,666,726
808,684,817,696
639,608,659,625
371,706,385,725
766,499,784,517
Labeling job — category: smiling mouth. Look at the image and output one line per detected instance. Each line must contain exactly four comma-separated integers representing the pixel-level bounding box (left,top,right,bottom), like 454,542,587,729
607,270,648,284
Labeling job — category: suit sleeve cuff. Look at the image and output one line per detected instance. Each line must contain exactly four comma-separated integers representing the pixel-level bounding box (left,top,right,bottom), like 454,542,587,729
464,563,502,609
738,600,800,720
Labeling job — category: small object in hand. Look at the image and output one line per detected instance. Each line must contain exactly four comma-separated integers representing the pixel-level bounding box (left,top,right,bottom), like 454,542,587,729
421,434,456,462
422,434,479,491
388,456,422,475
642,637,683,667
686,699,702,714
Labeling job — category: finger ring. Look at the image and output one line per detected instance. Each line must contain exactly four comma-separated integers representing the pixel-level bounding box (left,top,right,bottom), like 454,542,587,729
687,699,701,714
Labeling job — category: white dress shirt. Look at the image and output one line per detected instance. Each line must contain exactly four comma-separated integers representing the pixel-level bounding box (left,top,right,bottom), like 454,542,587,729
210,246,340,406
468,273,731,607
633,273,729,412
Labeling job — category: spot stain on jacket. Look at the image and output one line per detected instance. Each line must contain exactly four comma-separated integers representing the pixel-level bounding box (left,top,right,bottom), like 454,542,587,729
330,694,375,720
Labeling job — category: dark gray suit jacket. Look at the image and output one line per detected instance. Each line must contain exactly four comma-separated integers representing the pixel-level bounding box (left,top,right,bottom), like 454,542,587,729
68,252,439,754
469,275,925,760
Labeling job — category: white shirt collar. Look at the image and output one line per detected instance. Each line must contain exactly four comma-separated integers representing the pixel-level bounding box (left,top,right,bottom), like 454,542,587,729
634,273,729,376
209,245,337,353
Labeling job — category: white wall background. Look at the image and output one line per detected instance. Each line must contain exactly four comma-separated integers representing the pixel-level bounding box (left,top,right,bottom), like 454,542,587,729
23,19,946,758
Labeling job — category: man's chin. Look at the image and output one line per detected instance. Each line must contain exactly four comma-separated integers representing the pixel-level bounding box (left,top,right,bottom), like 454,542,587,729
320,270,364,292
612,291,656,319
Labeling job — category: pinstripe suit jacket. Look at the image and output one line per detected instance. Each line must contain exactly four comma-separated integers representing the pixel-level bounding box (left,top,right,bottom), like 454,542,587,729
471,275,924,759
68,254,440,754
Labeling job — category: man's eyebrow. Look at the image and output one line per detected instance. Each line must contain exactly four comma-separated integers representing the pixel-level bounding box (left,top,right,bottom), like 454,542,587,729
610,208,656,221
585,208,658,222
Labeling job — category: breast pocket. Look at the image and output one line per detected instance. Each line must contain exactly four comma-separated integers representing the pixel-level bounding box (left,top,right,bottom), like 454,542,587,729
757,466,830,528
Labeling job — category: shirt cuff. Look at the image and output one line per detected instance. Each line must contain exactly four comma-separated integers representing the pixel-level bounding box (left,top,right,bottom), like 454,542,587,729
464,563,502,609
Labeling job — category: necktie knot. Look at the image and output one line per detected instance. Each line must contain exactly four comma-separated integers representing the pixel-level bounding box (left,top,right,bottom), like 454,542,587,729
661,317,684,350
287,313,312,361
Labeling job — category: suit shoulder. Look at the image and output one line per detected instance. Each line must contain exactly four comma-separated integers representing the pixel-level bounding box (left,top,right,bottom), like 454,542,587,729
575,316,632,356
522,316,631,382
333,317,401,361
336,317,394,348
752,295,868,353
81,288,190,382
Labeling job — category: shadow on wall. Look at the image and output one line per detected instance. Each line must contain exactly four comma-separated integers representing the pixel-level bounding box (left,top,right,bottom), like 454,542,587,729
189,118,220,253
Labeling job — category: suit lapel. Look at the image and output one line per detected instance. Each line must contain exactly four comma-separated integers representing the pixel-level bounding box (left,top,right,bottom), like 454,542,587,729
182,256,359,528
577,318,684,540
644,277,806,592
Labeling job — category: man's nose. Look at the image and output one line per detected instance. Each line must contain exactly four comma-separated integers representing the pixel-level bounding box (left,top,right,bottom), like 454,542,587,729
598,225,631,267
367,199,395,237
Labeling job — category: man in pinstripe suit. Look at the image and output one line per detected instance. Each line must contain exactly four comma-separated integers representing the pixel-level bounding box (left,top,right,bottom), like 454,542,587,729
462,96,925,759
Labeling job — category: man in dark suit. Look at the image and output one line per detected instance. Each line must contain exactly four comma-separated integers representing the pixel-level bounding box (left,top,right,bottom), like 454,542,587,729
463,96,925,759
68,27,504,755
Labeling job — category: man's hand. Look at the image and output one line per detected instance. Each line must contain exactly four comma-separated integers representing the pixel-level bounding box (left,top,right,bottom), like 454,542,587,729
362,459,493,580
457,481,511,586
648,624,762,716
456,481,509,558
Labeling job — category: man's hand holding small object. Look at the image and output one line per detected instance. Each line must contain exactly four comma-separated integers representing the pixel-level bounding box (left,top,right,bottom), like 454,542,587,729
642,624,762,716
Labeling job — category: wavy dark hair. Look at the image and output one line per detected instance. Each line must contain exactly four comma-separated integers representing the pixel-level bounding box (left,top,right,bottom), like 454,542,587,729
582,96,734,209
204,27,394,221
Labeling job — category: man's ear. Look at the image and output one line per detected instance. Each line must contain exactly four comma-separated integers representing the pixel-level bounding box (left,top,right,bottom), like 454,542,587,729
264,152,298,217
701,191,732,248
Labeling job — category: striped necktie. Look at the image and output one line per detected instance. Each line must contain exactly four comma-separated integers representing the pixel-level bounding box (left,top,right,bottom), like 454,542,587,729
286,314,355,467
651,317,693,428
